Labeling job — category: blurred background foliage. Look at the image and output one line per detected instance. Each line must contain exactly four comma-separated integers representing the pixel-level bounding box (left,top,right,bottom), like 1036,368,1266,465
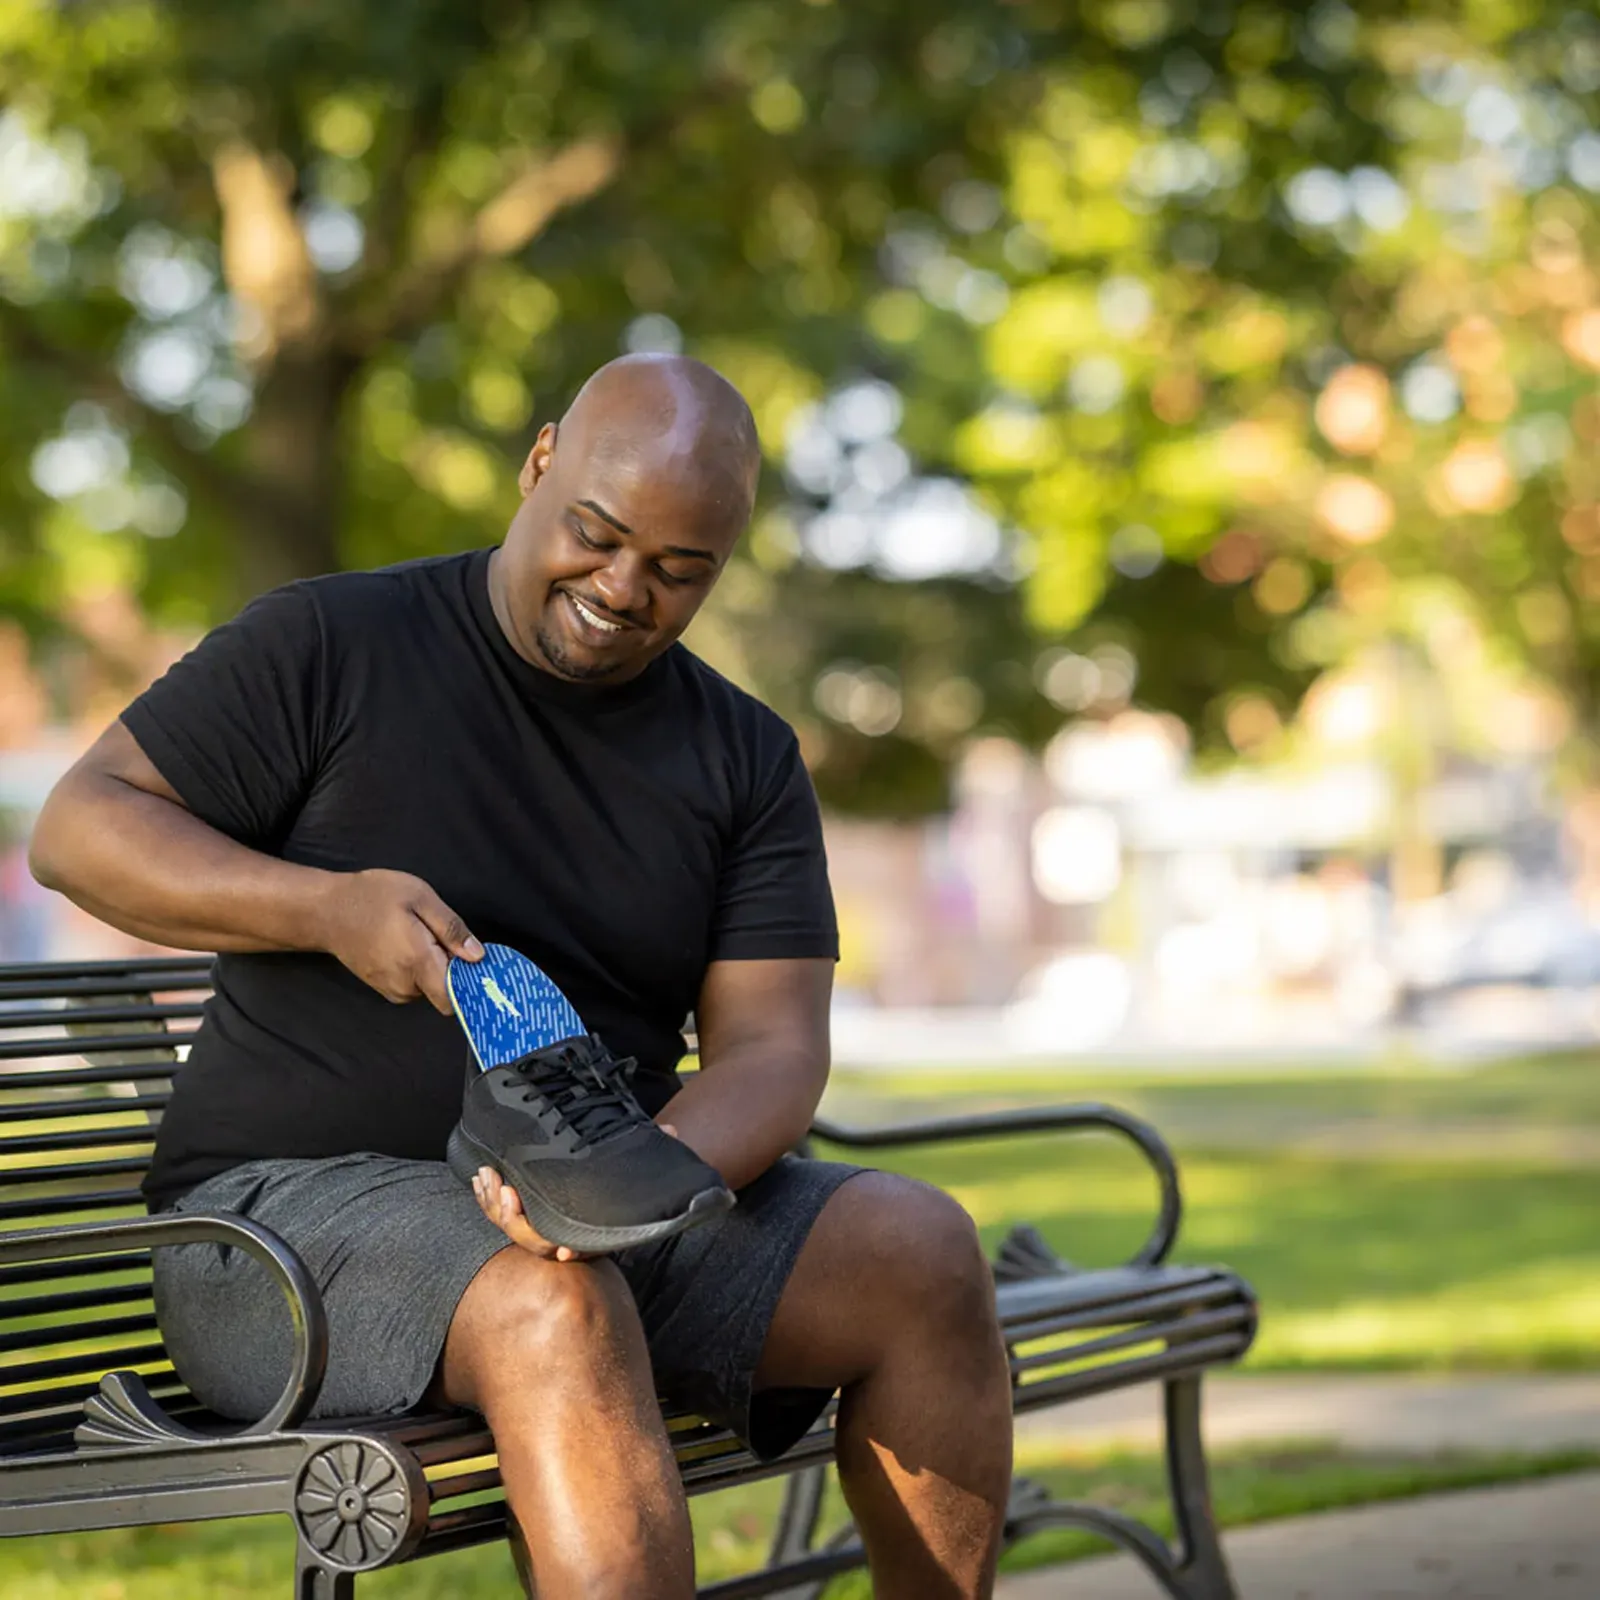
0,0,1596,813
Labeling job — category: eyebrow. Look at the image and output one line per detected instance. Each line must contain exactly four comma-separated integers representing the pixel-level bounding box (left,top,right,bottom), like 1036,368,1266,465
573,499,719,564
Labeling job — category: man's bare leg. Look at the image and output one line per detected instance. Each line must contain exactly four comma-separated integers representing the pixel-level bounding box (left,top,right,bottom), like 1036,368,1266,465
438,1247,695,1600
755,1172,1014,1599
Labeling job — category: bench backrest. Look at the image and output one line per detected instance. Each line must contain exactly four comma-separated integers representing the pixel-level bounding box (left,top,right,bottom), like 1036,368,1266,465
0,956,213,1457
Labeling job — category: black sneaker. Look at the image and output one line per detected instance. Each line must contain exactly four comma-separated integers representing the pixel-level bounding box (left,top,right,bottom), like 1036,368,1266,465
446,1034,733,1253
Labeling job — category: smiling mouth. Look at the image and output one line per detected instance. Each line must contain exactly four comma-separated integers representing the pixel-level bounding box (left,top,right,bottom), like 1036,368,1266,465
563,591,631,640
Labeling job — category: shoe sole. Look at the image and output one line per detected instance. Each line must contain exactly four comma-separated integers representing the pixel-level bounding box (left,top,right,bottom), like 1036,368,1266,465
447,1124,734,1253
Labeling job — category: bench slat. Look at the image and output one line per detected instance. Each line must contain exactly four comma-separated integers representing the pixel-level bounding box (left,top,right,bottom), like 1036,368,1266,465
994,1263,1220,1320
0,1252,151,1291
0,1159,153,1190
427,1465,501,1502
0,1005,205,1032
1011,1303,1253,1374
417,1500,504,1544
680,1418,837,1491
0,958,211,984
0,1097,169,1126
0,1035,194,1063
0,1065,179,1092
1004,1277,1247,1343
0,978,207,1004
408,1426,495,1469
0,1283,152,1321
2,1340,170,1388
0,1311,158,1356
0,1128,158,1157
0,1190,145,1222
0,973,210,1000
1013,1329,1252,1412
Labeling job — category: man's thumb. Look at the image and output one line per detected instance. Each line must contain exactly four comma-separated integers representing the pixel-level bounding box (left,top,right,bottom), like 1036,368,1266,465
413,892,484,960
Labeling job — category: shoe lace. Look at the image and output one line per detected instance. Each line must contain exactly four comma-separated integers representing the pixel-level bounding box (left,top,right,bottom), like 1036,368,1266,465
508,1036,644,1143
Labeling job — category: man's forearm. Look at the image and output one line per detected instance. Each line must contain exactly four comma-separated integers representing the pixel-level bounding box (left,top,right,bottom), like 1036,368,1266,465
659,1046,827,1193
30,767,339,954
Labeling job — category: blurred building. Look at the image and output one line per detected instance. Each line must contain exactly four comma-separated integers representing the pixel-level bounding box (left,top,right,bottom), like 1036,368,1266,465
826,710,1600,1062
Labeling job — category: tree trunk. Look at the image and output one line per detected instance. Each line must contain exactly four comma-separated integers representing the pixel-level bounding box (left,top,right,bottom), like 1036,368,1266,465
230,347,359,602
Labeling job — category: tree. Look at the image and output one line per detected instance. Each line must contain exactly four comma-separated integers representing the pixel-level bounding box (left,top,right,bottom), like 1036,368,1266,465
4,1,1594,815
0,1,1028,606
883,2,1600,771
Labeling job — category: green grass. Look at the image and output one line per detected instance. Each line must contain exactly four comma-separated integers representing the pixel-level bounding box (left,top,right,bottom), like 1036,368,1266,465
836,1134,1600,1371
826,1047,1600,1160
817,1049,1600,1371
2,1442,1594,1598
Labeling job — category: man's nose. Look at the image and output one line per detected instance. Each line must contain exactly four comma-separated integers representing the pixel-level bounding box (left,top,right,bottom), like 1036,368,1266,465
590,553,648,617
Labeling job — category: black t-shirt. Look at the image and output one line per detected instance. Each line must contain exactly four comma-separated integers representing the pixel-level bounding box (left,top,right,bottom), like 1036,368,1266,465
124,550,837,1209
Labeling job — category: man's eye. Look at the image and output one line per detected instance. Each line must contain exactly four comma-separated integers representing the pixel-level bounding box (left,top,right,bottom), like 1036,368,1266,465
571,523,605,550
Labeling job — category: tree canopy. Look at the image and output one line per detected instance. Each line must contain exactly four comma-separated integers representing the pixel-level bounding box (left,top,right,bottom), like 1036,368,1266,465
1,0,1595,810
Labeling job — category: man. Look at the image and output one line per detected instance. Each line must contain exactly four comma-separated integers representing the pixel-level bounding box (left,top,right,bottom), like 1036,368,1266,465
30,354,1013,1599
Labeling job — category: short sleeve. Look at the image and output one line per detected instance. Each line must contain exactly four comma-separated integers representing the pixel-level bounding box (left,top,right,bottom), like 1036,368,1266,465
708,734,838,962
120,585,324,849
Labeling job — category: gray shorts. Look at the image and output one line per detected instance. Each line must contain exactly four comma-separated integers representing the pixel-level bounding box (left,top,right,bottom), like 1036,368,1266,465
153,1151,865,1460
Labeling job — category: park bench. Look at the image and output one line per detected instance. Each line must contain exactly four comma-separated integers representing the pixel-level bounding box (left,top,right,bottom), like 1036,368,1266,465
0,955,1257,1598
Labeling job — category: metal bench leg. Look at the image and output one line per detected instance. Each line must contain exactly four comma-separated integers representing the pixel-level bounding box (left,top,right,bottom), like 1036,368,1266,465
296,1542,356,1600
1003,1477,1190,1598
769,1463,828,1566
1164,1375,1239,1600
738,1464,864,1600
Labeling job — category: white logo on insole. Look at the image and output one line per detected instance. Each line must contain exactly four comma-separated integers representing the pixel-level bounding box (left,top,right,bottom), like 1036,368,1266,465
482,977,523,1022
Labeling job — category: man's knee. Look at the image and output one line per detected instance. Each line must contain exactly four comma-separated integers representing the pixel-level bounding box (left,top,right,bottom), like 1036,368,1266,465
447,1250,645,1400
840,1173,997,1337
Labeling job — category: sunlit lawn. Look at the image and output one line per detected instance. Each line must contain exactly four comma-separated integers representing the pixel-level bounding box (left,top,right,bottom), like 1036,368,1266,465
826,1049,1600,1371
857,1137,1600,1371
827,1046,1600,1159
5,1050,1596,1593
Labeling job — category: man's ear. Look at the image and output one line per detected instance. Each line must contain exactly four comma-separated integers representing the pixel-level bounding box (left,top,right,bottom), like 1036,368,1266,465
518,422,557,497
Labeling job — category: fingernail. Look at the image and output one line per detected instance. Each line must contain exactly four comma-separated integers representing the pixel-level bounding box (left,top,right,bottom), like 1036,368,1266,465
463,937,485,959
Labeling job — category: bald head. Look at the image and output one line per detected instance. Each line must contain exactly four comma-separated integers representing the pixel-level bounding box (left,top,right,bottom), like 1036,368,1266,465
494,354,761,685
558,354,761,525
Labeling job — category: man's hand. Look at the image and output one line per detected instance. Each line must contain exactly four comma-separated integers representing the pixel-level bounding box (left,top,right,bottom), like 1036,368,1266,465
472,1167,589,1262
469,1126,682,1263
319,868,483,1014
29,723,487,989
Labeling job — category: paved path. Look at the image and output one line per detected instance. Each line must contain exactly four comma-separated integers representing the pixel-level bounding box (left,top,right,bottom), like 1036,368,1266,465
998,1471,1600,1599
1014,1374,1600,1457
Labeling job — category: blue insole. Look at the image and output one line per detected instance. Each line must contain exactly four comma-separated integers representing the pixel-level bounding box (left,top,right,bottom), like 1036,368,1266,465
447,943,586,1072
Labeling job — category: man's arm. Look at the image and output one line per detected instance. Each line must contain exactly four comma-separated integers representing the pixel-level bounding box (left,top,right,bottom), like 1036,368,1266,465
29,720,481,1013
659,956,833,1192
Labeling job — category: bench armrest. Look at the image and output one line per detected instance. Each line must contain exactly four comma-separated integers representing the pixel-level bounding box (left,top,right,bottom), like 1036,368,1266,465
809,1103,1182,1268
0,1211,328,1437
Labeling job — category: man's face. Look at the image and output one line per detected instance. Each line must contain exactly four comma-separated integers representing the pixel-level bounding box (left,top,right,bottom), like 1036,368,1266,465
497,423,748,684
